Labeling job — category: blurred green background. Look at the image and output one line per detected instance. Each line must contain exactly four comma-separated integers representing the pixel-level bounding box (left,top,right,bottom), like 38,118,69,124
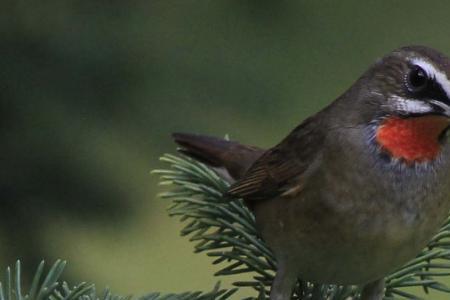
2,1,450,298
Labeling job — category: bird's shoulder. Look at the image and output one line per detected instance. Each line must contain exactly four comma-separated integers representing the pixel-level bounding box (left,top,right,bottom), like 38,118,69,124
227,115,325,201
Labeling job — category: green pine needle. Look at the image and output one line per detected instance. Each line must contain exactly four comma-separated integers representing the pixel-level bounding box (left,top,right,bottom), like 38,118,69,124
0,260,235,300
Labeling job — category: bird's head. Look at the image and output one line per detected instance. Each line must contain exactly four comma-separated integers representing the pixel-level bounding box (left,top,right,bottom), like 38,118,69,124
371,45,450,118
342,46,450,163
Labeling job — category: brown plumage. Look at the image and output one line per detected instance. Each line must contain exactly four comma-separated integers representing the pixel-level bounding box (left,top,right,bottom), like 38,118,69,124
172,46,450,300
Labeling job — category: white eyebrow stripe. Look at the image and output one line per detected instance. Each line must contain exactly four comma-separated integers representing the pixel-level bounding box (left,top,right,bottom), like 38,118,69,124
390,95,434,114
411,58,450,99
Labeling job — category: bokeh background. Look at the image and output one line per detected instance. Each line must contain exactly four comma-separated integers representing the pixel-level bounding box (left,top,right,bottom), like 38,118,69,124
2,1,450,299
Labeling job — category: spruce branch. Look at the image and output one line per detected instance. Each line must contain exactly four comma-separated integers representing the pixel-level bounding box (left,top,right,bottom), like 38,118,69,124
0,260,235,300
153,153,450,299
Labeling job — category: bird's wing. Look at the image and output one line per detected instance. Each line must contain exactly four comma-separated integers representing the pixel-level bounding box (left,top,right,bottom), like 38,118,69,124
227,117,323,201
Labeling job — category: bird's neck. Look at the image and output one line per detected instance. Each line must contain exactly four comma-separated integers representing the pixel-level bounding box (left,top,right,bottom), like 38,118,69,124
375,115,450,163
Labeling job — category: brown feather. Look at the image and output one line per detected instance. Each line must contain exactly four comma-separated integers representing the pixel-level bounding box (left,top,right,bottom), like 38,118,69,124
227,116,324,201
172,132,264,180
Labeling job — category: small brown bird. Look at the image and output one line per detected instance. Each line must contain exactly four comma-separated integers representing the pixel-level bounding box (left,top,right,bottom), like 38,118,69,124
172,46,450,300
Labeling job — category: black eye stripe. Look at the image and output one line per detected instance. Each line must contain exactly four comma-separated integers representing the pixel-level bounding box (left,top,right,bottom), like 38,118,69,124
426,78,450,104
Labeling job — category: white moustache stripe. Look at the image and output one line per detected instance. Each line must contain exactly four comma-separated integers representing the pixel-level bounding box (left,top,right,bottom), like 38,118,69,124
411,58,450,99
390,96,434,114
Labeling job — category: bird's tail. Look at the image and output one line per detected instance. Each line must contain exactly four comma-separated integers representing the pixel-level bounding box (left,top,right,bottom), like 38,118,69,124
172,132,264,181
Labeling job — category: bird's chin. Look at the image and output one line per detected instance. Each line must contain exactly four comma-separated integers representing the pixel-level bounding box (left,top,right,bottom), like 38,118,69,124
375,114,450,163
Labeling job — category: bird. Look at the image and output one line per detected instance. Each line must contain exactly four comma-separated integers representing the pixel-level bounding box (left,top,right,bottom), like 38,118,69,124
172,45,450,300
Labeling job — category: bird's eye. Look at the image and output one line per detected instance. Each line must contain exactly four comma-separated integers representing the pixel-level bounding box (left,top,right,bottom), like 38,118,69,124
407,66,428,92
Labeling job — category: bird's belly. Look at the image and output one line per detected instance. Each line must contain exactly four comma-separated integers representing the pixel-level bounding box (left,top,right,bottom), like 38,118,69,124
254,184,449,285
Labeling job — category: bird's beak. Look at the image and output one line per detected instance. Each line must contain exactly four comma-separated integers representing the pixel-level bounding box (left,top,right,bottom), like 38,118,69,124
430,100,450,119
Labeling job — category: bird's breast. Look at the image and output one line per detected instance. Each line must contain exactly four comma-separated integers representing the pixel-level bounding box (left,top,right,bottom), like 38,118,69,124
253,143,450,285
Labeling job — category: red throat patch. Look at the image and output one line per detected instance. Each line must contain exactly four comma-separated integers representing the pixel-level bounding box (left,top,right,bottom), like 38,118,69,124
376,115,450,163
